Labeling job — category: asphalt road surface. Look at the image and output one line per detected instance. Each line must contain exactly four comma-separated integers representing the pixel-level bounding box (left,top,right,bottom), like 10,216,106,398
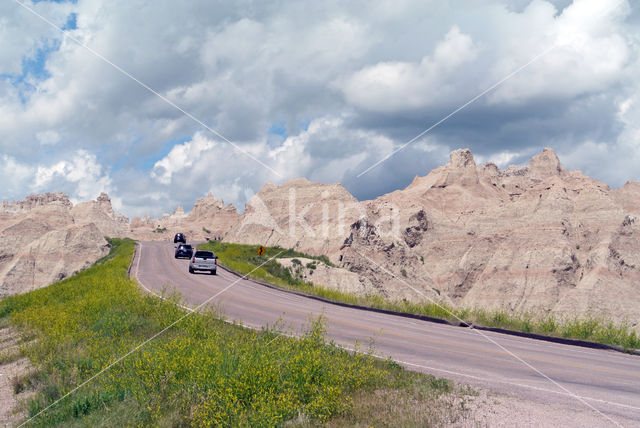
133,241,640,426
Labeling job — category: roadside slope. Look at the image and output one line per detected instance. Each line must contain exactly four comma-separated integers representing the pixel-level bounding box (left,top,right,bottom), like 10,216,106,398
134,240,640,426
0,239,473,427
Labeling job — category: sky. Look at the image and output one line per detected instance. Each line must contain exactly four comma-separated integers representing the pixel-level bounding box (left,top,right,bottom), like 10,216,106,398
1,0,639,218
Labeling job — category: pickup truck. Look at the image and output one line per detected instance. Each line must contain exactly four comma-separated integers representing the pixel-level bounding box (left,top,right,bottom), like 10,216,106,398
189,250,217,275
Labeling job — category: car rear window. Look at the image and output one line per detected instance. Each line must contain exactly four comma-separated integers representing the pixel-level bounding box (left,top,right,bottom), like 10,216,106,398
194,251,214,258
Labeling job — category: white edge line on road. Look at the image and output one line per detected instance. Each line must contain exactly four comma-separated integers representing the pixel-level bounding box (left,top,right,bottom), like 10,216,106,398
336,344,640,413
134,243,194,313
133,242,640,417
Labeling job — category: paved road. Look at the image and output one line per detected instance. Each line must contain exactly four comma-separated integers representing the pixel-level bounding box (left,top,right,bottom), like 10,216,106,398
133,241,640,426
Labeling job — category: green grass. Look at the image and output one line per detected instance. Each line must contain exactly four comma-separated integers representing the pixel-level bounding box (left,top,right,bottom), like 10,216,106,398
202,241,640,351
0,238,470,427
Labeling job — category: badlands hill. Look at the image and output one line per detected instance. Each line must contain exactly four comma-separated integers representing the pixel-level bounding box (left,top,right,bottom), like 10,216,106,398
225,178,363,257
129,193,240,241
339,148,640,324
225,149,640,324
0,193,129,297
135,147,640,324
3,148,639,325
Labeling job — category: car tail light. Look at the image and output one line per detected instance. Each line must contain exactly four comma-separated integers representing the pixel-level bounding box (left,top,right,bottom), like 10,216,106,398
192,257,195,263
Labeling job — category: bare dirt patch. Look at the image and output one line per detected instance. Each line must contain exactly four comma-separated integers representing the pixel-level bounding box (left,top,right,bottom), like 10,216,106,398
460,389,628,427
0,327,34,427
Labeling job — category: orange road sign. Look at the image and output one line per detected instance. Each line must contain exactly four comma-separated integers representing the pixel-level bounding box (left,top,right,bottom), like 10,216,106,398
258,246,265,256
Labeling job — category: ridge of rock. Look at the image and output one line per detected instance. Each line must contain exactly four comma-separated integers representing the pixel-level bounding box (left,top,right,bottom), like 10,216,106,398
2,192,72,214
527,147,567,180
5,147,640,326
336,147,640,325
224,180,362,259
0,192,128,297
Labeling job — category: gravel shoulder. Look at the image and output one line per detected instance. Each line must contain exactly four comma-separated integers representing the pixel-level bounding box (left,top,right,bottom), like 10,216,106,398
460,388,633,427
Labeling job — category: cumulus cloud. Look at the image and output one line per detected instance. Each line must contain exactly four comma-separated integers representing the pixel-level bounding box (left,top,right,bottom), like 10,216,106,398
0,150,112,204
0,1,74,76
0,155,36,200
127,116,397,216
1,0,639,217
340,26,480,113
488,0,631,104
34,150,113,202
151,132,216,185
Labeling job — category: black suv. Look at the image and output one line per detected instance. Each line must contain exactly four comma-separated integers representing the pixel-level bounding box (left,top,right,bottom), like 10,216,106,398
174,233,186,243
175,243,193,259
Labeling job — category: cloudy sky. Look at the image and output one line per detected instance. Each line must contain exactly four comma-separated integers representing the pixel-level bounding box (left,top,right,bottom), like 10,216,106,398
1,0,639,217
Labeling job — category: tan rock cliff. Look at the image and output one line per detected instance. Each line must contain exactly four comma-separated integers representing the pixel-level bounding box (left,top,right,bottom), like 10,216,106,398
339,148,640,325
0,192,128,297
225,178,363,261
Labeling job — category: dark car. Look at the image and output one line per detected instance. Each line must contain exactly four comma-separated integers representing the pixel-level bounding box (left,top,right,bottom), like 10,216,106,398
174,233,186,243
174,244,193,259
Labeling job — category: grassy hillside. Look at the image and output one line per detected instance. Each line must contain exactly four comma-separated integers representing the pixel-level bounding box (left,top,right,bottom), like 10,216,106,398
0,238,471,426
201,241,640,351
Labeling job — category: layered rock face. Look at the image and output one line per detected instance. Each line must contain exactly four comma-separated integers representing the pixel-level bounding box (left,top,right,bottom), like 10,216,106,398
339,148,640,324
277,257,375,296
7,147,636,323
187,194,241,239
128,193,241,241
0,193,128,297
72,193,129,238
1,192,72,214
225,178,364,260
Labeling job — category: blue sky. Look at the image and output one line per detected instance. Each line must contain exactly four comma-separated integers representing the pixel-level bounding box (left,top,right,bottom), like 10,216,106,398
1,0,639,217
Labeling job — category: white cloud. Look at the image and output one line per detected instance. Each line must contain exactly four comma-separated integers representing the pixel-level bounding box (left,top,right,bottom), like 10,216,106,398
0,155,36,200
488,0,631,104
0,1,75,75
1,0,640,216
475,150,521,168
340,26,480,112
34,150,112,202
0,149,112,204
36,130,61,146
133,115,401,215
151,132,216,185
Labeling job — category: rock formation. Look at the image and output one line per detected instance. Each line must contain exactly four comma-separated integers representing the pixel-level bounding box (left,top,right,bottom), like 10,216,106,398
72,192,129,238
6,147,638,325
212,148,639,324
0,192,128,297
339,148,640,325
186,193,241,238
128,193,241,242
1,192,72,214
277,257,376,296
225,178,363,260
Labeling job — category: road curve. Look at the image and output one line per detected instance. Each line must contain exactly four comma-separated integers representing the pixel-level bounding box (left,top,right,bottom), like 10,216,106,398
133,241,640,425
